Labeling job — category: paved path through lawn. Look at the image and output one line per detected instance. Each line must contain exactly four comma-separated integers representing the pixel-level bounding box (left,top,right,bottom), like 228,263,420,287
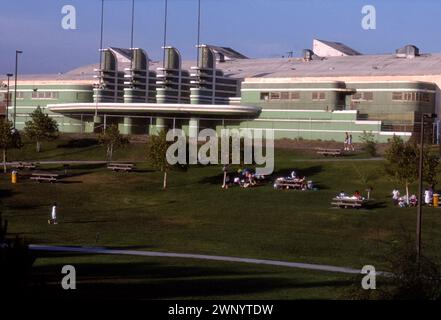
30,244,389,276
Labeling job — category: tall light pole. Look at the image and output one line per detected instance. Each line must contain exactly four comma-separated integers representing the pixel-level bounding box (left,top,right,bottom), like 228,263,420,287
416,113,436,264
6,73,13,122
13,50,23,128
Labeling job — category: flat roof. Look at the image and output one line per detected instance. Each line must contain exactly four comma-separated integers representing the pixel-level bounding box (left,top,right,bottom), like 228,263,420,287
47,103,261,116
3,52,441,84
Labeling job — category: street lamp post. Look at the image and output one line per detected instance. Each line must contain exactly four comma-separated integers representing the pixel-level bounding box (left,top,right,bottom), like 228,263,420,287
6,73,13,122
416,113,436,264
13,50,23,129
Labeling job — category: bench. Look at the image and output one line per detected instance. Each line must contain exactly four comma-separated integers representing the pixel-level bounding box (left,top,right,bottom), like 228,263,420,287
331,197,366,209
14,162,37,170
107,163,135,172
30,172,59,183
316,148,342,156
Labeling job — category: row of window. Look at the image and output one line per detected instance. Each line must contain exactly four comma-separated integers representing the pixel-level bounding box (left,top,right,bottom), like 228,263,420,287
260,91,432,104
0,92,58,100
392,92,431,103
351,92,374,101
260,91,325,101
354,92,431,103
31,91,59,99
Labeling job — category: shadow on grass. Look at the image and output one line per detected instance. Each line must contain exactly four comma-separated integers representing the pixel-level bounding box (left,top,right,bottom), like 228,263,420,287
57,139,99,149
29,261,354,300
0,188,16,199
272,165,323,179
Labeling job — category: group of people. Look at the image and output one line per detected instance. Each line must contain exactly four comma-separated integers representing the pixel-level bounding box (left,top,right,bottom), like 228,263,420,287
392,187,436,208
223,167,267,189
273,170,314,191
344,132,355,151
336,190,365,201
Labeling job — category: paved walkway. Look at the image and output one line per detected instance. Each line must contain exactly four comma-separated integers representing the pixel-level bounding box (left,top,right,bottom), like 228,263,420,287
292,157,384,162
30,244,389,276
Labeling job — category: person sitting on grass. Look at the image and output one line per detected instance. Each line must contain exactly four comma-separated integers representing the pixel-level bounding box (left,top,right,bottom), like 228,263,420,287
392,188,400,206
338,191,347,199
398,196,408,208
353,190,362,200
409,194,418,207
290,170,297,179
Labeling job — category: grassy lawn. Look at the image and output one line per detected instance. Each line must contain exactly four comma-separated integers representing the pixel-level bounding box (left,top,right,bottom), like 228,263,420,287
2,136,441,299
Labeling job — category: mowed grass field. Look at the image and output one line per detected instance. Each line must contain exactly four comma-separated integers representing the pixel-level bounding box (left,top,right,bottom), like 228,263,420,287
2,136,441,299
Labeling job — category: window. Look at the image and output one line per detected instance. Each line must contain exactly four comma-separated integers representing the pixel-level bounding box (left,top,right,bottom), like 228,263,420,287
312,92,326,101
363,92,374,101
352,92,373,101
280,92,290,100
32,91,59,100
392,91,432,103
290,92,300,100
270,92,281,100
260,92,270,101
392,92,403,101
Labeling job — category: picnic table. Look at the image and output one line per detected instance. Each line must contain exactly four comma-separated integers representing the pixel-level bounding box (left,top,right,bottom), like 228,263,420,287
316,148,342,156
30,172,59,183
107,163,135,172
14,162,37,170
331,197,367,209
274,178,305,190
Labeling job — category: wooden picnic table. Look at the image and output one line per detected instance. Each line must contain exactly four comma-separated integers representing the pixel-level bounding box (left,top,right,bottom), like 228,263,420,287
14,162,37,170
107,163,135,172
316,148,342,156
331,197,367,209
274,178,305,190
29,172,60,183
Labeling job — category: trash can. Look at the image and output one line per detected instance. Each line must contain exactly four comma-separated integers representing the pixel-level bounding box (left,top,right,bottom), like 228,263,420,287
433,194,439,207
11,170,17,184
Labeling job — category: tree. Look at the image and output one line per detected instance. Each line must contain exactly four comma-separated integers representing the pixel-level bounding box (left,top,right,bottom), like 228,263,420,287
24,107,58,152
98,125,129,161
384,136,418,203
360,131,377,157
146,130,174,189
422,146,440,188
0,121,23,173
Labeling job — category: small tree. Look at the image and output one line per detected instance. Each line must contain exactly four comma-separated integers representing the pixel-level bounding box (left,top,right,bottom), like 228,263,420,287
385,136,418,203
146,130,173,189
0,121,23,173
360,131,377,157
422,146,440,188
98,125,129,161
24,107,58,152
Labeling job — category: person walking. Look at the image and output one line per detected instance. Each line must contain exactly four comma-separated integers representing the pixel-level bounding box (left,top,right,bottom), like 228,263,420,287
349,134,355,151
344,132,349,151
48,202,58,225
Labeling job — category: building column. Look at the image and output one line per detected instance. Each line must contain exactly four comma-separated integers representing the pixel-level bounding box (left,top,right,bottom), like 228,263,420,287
149,117,168,135
189,117,199,139
120,117,134,135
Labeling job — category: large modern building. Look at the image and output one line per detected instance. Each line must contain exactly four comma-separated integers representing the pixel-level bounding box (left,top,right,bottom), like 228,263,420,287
1,40,440,142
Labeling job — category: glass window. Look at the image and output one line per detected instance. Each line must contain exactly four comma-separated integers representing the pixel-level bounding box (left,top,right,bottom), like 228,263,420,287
312,92,326,101
290,92,300,100
260,92,270,101
363,92,373,101
392,92,403,101
280,92,290,100
270,92,281,100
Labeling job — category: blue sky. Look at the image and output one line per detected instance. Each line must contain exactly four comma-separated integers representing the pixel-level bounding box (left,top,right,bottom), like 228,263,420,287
1,0,441,74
